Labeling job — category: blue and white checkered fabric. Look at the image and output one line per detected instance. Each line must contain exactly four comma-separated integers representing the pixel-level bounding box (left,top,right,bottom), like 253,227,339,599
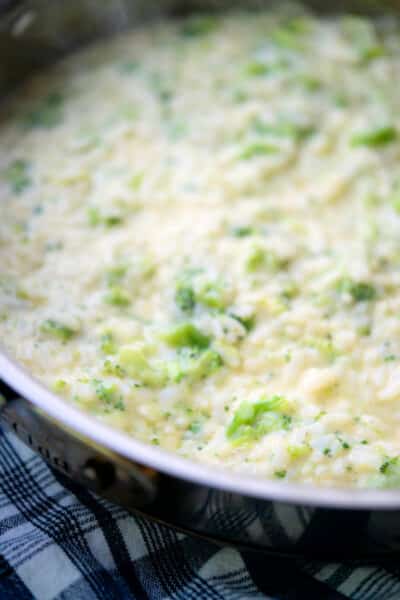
0,427,400,600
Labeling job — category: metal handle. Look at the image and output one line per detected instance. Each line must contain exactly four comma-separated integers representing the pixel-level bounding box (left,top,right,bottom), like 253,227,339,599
0,379,158,508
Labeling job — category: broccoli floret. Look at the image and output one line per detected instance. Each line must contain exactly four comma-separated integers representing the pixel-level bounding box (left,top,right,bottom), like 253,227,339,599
118,344,166,387
162,323,210,349
239,142,278,160
104,286,131,307
5,159,31,194
175,284,196,313
231,226,254,238
92,379,125,411
351,126,396,147
40,319,78,342
227,395,293,444
166,349,223,384
338,278,376,302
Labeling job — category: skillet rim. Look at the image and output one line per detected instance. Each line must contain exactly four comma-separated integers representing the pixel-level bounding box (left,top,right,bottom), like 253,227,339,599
2,349,400,510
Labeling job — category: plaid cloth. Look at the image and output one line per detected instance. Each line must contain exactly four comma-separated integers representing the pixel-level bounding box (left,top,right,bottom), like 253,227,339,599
0,427,400,600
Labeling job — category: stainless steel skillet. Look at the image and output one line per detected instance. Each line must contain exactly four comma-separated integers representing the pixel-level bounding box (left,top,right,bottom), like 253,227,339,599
2,0,400,560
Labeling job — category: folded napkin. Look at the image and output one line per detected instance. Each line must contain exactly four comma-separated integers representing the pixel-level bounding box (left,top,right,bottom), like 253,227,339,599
0,427,398,600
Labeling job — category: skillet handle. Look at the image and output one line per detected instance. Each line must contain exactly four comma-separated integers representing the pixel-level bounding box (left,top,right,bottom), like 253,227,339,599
0,378,158,508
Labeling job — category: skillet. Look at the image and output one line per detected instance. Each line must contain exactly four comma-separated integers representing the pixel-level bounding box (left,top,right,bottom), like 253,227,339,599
2,0,400,559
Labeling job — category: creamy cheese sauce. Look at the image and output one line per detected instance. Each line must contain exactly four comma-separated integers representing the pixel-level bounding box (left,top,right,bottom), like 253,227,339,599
2,6,400,487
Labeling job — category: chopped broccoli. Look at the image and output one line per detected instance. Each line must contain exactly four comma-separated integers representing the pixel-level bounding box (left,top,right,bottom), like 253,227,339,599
166,348,223,384
128,172,143,190
245,61,271,77
245,247,266,272
175,284,196,313
53,379,69,393
231,226,254,238
118,345,166,387
102,360,125,378
87,207,123,227
239,142,279,160
87,207,101,226
297,74,322,92
227,395,292,444
274,470,287,479
252,118,314,141
188,421,202,434
106,264,128,286
188,349,222,380
104,215,123,227
281,282,299,301
380,456,399,475
104,286,131,307
307,336,338,362
100,332,117,355
175,271,226,313
351,126,396,147
5,159,31,194
338,278,376,302
372,456,400,488
245,246,281,272
162,323,210,349
92,379,125,411
196,281,227,311
40,319,78,342
230,313,255,332
384,354,397,362
287,444,311,459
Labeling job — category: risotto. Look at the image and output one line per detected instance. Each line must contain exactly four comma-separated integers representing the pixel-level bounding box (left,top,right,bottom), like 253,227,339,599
1,5,400,487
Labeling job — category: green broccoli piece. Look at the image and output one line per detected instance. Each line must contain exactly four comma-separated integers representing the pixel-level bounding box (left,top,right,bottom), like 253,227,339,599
230,313,255,332
196,281,227,311
244,61,271,77
351,126,396,148
5,159,32,194
40,319,78,342
371,456,400,488
104,286,131,307
162,323,210,349
252,118,314,141
239,142,279,160
92,379,125,411
338,278,376,302
245,246,281,272
231,226,254,238
166,349,223,383
227,395,292,444
175,284,196,313
106,264,128,286
118,345,166,387
100,332,117,355
87,207,123,227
